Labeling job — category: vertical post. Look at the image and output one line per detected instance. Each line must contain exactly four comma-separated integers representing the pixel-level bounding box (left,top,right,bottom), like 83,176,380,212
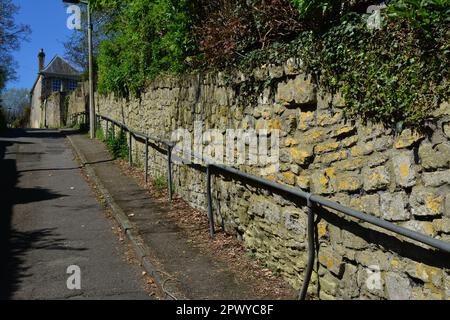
145,137,149,185
87,3,95,139
106,119,109,140
128,131,132,165
112,122,115,139
299,196,315,300
206,165,215,238
167,145,173,201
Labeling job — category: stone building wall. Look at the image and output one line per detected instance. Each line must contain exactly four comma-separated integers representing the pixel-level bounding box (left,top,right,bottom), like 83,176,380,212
68,61,450,299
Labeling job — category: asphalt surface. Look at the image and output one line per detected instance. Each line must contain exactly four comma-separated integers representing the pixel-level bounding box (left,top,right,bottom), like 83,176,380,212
0,129,151,300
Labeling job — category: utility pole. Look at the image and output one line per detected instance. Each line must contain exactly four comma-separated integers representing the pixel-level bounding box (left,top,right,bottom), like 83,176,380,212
64,0,95,138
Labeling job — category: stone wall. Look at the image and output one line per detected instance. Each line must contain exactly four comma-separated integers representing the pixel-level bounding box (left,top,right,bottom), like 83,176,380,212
44,92,67,128
68,61,450,299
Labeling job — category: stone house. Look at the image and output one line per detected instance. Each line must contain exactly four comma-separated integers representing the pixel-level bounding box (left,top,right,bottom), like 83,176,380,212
29,49,81,128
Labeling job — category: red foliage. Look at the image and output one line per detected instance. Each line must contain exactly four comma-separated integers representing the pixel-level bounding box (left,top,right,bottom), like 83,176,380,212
192,0,304,66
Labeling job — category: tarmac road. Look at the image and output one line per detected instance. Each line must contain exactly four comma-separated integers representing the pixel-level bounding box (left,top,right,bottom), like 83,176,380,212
0,129,151,300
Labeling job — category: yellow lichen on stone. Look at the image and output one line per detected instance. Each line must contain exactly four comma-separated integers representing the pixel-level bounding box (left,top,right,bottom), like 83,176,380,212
284,137,299,147
296,175,310,189
399,162,410,178
394,129,424,149
282,171,296,185
290,146,313,165
315,141,340,154
425,195,443,214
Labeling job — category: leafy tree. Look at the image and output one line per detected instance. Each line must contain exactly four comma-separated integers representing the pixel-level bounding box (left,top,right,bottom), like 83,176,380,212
95,0,193,96
1,88,29,115
0,0,30,92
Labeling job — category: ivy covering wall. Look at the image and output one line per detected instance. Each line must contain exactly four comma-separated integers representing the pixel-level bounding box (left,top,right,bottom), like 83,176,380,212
91,0,449,126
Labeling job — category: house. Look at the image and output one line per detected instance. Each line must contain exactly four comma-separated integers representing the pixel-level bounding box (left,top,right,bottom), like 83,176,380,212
29,49,81,128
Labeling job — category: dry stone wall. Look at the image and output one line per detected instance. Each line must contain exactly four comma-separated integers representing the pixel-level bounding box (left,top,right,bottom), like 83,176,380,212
68,61,450,299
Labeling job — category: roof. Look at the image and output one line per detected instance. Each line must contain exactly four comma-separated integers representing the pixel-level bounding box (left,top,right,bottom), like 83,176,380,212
40,55,81,78
30,55,81,95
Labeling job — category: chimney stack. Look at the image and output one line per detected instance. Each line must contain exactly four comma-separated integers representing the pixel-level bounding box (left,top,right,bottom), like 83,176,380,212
38,49,45,72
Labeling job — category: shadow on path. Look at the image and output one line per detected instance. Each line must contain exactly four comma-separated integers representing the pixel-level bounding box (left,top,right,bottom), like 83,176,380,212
0,130,85,300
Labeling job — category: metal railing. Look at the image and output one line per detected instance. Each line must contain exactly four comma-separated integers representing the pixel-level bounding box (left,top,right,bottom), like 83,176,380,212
69,112,450,300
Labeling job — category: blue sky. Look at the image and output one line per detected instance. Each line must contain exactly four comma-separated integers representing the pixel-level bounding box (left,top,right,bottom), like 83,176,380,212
7,0,75,90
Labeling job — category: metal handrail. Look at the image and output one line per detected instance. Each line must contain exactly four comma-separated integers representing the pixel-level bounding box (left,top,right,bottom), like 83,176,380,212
69,111,450,300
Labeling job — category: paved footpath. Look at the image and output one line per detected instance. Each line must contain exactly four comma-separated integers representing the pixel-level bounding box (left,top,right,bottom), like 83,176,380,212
67,130,295,300
0,129,151,300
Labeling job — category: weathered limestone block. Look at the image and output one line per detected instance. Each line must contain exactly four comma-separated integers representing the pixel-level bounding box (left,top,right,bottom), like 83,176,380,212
334,157,366,171
334,171,362,192
342,229,369,250
419,142,450,170
432,218,450,234
338,263,360,299
410,187,444,217
380,192,409,221
394,128,424,149
282,171,296,185
283,206,307,238
298,111,315,131
317,90,346,110
275,75,317,106
443,122,450,139
289,145,314,165
349,194,381,217
392,151,416,188
362,166,390,191
316,150,348,164
316,110,343,127
341,135,359,148
302,128,329,144
310,168,335,194
249,197,281,223
319,272,339,296
314,140,340,154
351,142,374,157
402,220,436,237
422,169,450,187
268,64,284,79
367,152,389,168
385,272,412,300
405,263,443,287
296,173,310,190
356,265,385,298
331,125,356,138
374,136,394,151
318,246,344,277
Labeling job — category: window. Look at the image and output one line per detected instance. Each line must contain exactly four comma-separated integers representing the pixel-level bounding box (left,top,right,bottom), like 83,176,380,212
68,80,78,91
52,79,62,92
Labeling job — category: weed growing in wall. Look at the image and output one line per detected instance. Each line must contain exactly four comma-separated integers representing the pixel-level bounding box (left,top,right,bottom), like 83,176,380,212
105,128,129,160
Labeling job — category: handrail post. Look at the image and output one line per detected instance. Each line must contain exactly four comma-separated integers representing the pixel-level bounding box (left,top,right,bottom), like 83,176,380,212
144,137,149,185
128,130,132,165
167,144,173,201
105,119,109,140
206,165,215,238
299,195,315,300
112,121,115,139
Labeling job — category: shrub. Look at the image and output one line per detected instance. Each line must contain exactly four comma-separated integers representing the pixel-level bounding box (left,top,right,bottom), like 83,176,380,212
192,0,304,67
105,128,129,159
96,0,193,96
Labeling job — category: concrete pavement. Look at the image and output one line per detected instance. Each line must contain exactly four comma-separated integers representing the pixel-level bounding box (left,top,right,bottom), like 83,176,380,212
0,129,152,300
